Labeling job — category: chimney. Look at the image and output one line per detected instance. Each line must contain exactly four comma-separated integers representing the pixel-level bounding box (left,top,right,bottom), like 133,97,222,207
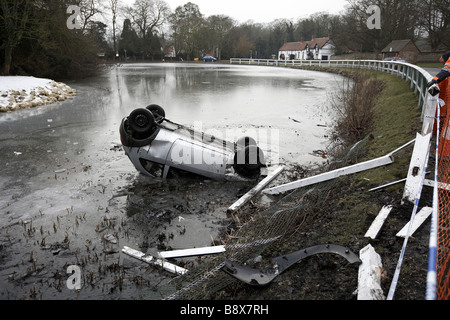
311,35,316,40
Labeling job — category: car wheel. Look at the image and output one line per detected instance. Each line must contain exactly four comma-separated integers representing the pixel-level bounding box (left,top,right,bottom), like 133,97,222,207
120,118,160,148
236,136,257,150
128,108,155,134
146,104,166,124
233,145,265,178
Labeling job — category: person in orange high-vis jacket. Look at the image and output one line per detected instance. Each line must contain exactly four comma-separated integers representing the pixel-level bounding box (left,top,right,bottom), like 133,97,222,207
428,51,450,90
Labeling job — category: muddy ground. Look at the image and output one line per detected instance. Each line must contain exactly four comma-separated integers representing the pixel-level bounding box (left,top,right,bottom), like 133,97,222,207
0,140,432,301
0,149,243,300
0,134,301,300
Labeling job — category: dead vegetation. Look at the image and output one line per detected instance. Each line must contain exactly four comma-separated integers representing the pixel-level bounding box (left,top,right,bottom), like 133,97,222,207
329,71,385,147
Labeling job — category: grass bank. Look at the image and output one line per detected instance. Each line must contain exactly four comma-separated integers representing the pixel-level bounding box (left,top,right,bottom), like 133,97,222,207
352,70,422,187
218,67,429,300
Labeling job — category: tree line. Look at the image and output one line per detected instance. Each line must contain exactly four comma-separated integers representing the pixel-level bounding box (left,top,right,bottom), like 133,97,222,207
1,0,448,80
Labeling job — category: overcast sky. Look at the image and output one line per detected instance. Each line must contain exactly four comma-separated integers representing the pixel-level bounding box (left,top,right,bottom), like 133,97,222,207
121,0,349,23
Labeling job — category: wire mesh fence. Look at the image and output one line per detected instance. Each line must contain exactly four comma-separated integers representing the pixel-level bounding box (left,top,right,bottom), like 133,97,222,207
437,79,450,300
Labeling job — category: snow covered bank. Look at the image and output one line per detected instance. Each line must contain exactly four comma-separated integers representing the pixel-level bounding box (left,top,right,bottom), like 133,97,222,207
0,76,78,112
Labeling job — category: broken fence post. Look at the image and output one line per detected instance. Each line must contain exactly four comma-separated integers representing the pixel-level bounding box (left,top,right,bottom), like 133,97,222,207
264,155,393,195
158,246,226,259
158,237,281,259
122,246,188,275
228,166,284,212
368,178,407,192
263,140,414,196
357,244,385,300
365,205,393,239
424,179,450,191
402,133,432,204
396,207,432,238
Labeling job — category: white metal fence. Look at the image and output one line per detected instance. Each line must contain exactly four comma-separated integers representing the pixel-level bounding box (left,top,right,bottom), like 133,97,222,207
231,57,442,299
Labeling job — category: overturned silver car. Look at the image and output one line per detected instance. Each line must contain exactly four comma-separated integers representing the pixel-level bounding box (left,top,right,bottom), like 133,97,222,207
119,105,266,181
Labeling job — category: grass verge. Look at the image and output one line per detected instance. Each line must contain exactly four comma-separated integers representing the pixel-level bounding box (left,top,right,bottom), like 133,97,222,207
218,66,429,300
351,71,422,188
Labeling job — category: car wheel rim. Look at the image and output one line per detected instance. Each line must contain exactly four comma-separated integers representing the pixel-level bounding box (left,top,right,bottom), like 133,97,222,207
135,114,149,128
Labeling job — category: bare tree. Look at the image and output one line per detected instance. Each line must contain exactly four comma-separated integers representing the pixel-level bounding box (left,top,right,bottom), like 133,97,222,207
169,2,205,60
108,0,120,57
342,0,421,53
125,0,169,39
205,15,235,59
78,0,105,32
0,0,32,75
223,26,254,59
417,0,450,50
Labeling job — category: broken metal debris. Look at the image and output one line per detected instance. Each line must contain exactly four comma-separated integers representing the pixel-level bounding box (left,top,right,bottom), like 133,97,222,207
402,133,432,204
357,244,385,300
365,205,393,240
264,154,394,195
264,139,415,195
122,246,188,275
396,207,432,238
121,130,430,297
158,246,226,259
157,237,281,260
424,179,450,191
221,244,361,286
227,166,284,213
368,178,407,192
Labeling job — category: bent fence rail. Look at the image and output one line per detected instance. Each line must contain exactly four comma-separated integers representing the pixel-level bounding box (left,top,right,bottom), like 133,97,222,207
230,58,450,300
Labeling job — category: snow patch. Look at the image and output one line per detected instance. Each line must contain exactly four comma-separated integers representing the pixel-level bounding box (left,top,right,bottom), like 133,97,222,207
0,76,78,112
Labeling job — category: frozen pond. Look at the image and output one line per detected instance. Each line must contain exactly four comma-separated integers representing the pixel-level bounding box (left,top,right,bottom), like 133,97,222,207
0,63,345,299
110,63,341,164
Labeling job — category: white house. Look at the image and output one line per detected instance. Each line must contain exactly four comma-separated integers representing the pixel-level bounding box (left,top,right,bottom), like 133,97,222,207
164,45,176,58
278,36,336,61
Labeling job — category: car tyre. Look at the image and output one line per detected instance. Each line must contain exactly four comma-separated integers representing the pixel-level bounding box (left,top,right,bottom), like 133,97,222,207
236,136,257,150
120,118,160,148
233,145,265,178
128,108,156,134
146,104,166,124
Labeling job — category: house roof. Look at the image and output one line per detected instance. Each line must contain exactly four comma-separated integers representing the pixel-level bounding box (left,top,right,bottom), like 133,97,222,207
279,41,307,51
381,39,420,53
415,38,447,53
312,37,333,49
279,37,333,51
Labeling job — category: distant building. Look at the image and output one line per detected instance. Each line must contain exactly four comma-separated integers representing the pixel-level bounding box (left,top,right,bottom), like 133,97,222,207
278,36,336,61
164,45,176,58
381,40,421,63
